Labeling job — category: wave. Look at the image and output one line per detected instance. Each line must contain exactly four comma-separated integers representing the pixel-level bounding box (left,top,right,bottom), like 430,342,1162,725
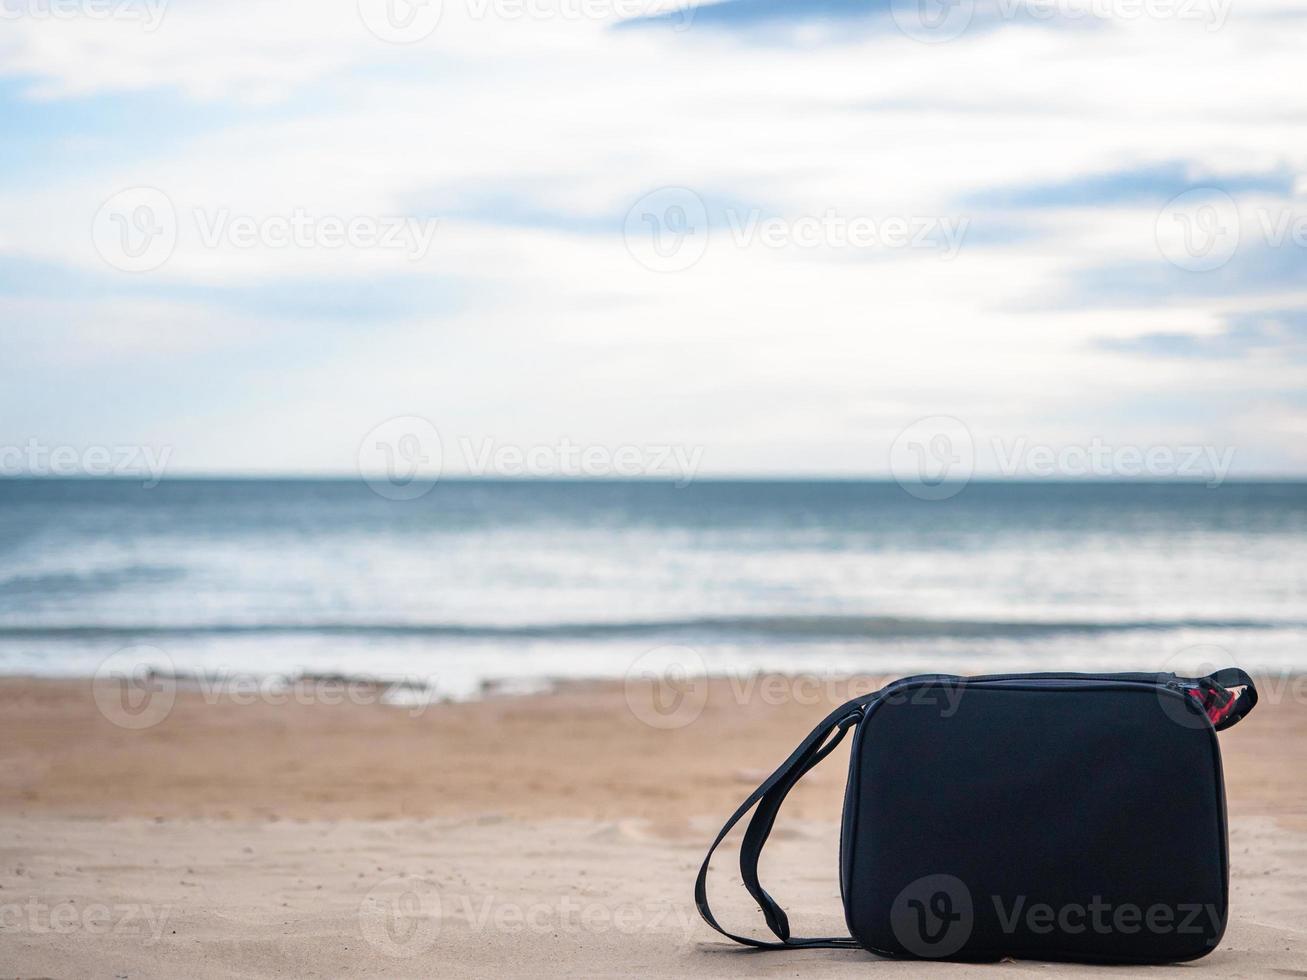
0,565,186,598
0,614,1294,643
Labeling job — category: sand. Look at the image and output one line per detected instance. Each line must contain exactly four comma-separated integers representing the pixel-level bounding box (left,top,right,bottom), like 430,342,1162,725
1,675,1304,977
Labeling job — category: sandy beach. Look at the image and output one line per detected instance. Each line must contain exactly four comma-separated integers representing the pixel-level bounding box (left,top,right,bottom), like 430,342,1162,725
2,674,1304,978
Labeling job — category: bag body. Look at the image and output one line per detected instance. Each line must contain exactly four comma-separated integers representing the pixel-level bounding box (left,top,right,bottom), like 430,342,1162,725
696,669,1258,964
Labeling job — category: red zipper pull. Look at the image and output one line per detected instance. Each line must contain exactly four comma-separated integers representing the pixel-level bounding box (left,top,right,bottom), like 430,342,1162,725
1181,679,1237,727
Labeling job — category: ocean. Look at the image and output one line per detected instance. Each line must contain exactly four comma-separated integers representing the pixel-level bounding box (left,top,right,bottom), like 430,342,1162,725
1,479,1304,698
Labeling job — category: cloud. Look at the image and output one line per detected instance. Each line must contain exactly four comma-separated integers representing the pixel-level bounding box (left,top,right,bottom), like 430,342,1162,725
1098,308,1307,361
1063,238,1307,307
614,0,1100,39
0,255,462,324
617,0,901,31
966,161,1293,209
0,3,382,102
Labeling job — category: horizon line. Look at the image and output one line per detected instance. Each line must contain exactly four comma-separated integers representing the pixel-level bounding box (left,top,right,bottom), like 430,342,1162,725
4,474,1307,484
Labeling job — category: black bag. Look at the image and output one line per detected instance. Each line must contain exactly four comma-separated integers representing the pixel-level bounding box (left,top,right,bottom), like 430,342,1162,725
696,669,1258,963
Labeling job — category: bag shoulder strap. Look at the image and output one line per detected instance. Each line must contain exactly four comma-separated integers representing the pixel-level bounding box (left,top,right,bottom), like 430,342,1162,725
694,693,874,950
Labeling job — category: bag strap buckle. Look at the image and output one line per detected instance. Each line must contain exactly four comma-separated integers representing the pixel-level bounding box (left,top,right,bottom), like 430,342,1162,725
1180,668,1258,731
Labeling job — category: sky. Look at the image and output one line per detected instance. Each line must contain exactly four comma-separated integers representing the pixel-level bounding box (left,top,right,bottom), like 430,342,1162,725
2,0,1307,481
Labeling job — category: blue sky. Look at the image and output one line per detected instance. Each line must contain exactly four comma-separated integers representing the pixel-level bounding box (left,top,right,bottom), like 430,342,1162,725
2,0,1306,478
